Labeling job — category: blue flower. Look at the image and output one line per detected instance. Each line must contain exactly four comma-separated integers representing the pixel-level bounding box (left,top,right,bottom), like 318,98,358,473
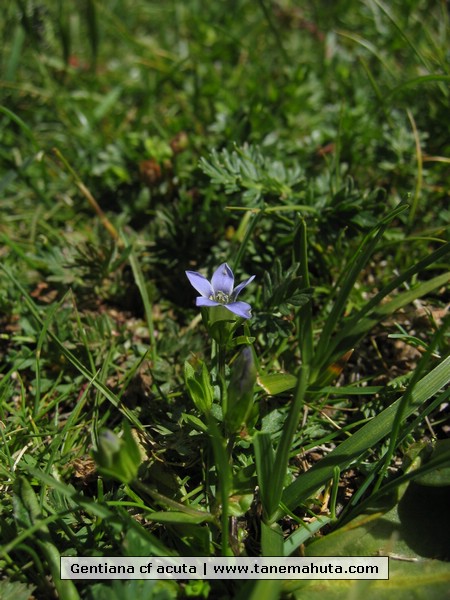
186,263,255,319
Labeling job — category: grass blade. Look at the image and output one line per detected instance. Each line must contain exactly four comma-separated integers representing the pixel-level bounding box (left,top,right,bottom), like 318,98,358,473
253,431,275,517
278,352,450,519
1,265,146,434
312,202,408,374
312,240,450,380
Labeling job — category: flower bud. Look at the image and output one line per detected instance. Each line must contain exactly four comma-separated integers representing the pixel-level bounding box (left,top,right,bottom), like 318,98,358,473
225,346,257,433
92,422,141,484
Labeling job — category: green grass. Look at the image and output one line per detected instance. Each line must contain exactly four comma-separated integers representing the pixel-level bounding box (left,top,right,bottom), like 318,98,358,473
1,1,449,599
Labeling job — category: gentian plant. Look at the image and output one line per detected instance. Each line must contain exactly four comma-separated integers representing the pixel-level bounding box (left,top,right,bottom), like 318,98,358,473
182,214,450,562
185,262,257,554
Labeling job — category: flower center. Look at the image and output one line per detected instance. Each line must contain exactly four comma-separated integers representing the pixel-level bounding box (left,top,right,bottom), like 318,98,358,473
212,290,230,304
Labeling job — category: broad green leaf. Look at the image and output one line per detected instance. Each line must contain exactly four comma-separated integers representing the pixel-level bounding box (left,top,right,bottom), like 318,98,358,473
228,493,254,517
140,511,214,525
257,373,297,395
297,477,450,598
413,439,450,487
285,473,450,599
306,476,450,562
87,579,177,600
247,579,283,600
184,359,214,414
181,412,208,432
0,580,36,600
261,521,284,557
285,560,450,600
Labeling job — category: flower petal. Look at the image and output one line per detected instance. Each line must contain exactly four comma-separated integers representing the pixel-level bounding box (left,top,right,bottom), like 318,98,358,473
196,297,220,307
211,263,234,296
186,271,213,298
225,301,252,319
233,275,255,299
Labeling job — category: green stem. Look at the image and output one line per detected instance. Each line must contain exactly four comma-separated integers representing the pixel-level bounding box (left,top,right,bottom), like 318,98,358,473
207,336,232,554
218,343,231,554
207,415,232,555
218,343,227,415
295,218,313,365
232,210,262,273
330,467,340,521
221,490,230,556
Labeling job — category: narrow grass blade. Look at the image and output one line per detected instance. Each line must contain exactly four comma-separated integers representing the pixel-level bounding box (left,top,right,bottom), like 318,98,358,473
312,239,450,380
276,353,450,520
283,515,332,556
373,316,450,491
316,270,449,380
56,0,71,65
23,467,174,556
85,0,99,69
253,431,275,516
407,108,423,224
268,365,310,519
121,232,157,363
257,365,310,521
342,443,450,526
372,0,431,71
5,25,25,81
313,202,408,372
0,105,39,151
93,87,122,123
13,477,80,600
1,265,146,434
385,74,450,101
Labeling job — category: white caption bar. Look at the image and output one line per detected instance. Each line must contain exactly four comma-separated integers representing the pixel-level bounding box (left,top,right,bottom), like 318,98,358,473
61,556,389,580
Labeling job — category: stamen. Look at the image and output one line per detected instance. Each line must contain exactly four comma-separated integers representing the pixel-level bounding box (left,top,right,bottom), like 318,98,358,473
214,291,229,304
